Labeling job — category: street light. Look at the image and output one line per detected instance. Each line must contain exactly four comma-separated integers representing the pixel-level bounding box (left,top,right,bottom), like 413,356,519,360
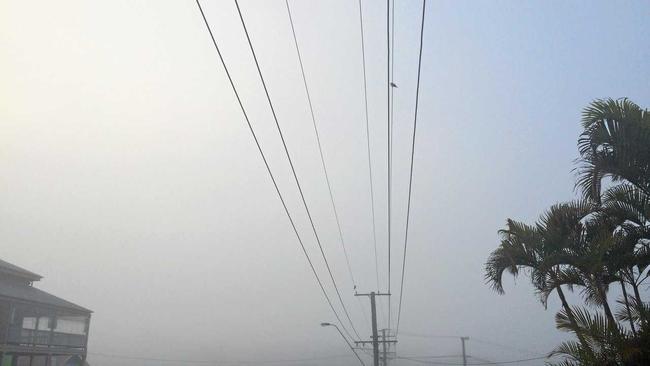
320,323,366,366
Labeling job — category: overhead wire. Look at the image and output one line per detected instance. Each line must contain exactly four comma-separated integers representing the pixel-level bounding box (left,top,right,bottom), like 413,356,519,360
389,1,396,294
467,356,501,364
191,2,539,364
396,0,427,335
284,0,371,331
389,0,396,135
284,0,356,292
399,332,462,339
406,355,463,359
194,0,355,342
398,356,466,365
389,0,396,275
398,355,549,365
90,351,354,364
386,0,393,331
470,338,545,357
398,333,546,358
233,0,362,341
356,0,386,327
463,356,549,365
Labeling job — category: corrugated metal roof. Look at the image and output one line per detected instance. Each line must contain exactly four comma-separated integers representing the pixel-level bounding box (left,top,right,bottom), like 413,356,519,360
0,279,91,314
0,259,42,282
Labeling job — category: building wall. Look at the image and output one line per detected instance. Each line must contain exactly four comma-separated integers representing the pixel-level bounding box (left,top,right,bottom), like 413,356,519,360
0,302,9,344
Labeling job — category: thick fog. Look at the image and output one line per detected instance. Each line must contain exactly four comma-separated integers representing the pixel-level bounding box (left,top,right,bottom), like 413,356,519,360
2,1,649,365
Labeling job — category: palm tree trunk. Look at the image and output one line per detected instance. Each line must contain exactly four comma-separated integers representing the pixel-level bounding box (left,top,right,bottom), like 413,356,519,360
555,284,589,348
597,282,617,326
556,285,574,318
631,278,647,323
620,279,636,335
632,280,643,305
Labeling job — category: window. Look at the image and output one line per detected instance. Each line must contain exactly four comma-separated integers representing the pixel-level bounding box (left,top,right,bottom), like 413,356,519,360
37,316,51,331
22,317,37,330
54,316,87,335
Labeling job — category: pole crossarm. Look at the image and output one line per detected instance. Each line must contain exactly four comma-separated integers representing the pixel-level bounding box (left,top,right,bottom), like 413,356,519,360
354,340,397,345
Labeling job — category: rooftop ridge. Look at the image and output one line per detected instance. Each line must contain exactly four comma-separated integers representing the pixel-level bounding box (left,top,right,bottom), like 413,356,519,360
0,258,43,282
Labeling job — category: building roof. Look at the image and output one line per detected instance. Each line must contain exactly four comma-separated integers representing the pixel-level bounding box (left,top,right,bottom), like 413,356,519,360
0,279,92,314
0,259,43,282
0,259,90,314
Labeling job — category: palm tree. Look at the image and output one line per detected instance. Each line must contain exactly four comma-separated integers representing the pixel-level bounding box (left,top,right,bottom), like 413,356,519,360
551,227,618,326
485,201,640,347
600,184,650,325
535,201,624,327
576,98,650,202
601,184,650,304
550,307,633,366
485,98,650,365
551,302,650,365
485,202,596,348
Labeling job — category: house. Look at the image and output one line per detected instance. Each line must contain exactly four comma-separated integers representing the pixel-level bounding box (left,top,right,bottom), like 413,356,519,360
0,259,91,366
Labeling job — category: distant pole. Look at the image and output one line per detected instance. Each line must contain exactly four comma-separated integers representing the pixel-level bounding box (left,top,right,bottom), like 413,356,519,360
370,292,379,366
381,329,388,366
461,337,469,366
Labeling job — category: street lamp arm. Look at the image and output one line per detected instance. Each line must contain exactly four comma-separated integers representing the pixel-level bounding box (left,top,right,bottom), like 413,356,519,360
321,323,366,366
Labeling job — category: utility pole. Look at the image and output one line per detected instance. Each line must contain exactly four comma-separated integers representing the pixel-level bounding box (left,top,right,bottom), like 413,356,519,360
369,292,379,366
381,329,387,366
355,292,395,366
460,336,469,366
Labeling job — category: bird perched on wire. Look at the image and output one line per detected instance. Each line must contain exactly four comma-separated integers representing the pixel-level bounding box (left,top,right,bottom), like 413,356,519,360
390,82,398,88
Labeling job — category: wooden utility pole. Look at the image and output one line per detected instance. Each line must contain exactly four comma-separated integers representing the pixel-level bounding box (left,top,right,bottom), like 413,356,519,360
381,329,387,366
370,292,379,365
355,292,395,366
461,337,469,366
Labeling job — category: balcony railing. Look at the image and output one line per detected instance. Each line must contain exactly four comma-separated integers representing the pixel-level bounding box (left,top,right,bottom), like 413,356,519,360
7,327,86,348
51,332,86,347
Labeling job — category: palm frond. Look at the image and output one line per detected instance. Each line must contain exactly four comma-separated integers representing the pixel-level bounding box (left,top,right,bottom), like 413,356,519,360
576,98,650,200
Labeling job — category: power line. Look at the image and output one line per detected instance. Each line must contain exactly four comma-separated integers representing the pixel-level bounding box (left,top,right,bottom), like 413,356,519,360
389,0,396,130
399,332,461,339
233,0,362,341
396,0,427,335
389,0,396,293
194,0,354,342
470,338,544,357
389,3,396,304
398,333,546,358
398,356,464,365
386,0,393,331
463,356,548,365
398,355,549,365
467,356,499,364
468,356,493,361
284,0,371,331
357,0,385,326
90,351,354,365
284,0,356,291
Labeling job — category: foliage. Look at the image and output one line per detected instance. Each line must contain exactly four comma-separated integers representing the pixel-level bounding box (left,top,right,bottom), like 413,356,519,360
485,99,650,365
576,98,650,202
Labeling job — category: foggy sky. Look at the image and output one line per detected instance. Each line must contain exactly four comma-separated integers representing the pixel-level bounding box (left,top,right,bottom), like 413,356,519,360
2,1,649,365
